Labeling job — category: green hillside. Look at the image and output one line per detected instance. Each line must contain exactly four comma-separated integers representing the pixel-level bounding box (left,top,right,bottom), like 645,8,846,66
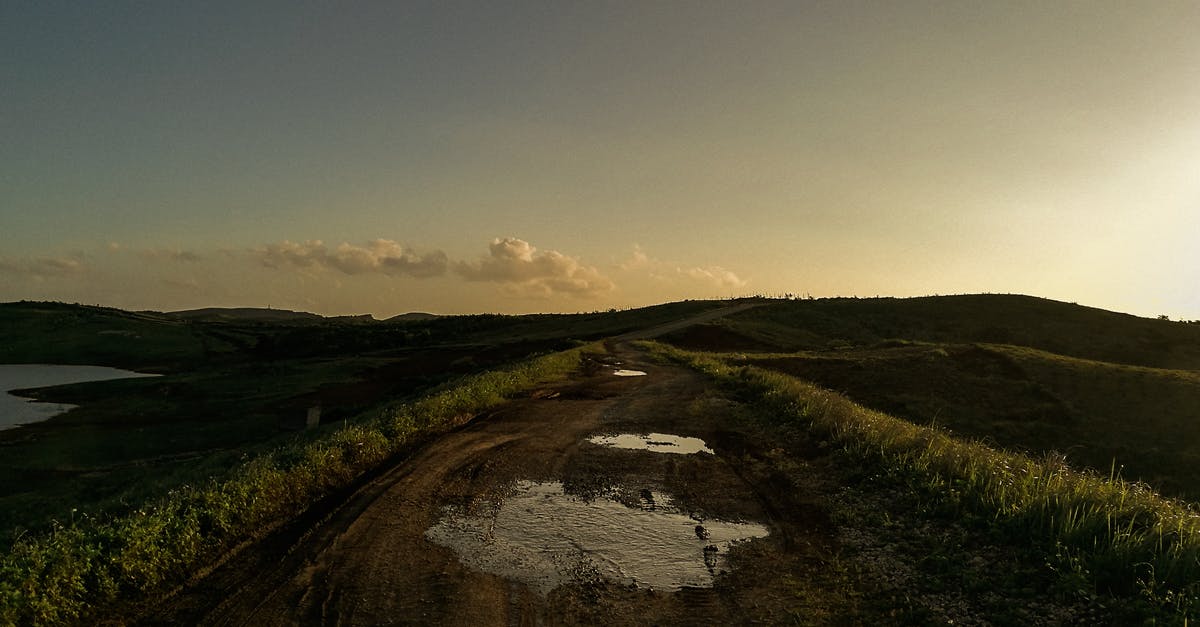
662,295,1200,500
2,294,1199,623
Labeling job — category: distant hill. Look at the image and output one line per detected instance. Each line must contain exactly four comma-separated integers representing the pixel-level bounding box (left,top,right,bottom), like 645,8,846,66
327,314,377,323
385,312,440,323
0,299,727,369
0,301,208,370
166,307,323,323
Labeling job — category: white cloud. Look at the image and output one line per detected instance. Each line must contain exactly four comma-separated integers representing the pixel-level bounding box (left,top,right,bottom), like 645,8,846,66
139,248,203,262
255,239,447,278
682,265,747,289
616,245,748,289
455,237,614,297
257,240,329,269
618,244,652,270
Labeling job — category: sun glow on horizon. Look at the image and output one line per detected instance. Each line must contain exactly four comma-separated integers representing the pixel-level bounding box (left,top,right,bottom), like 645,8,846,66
2,3,1198,320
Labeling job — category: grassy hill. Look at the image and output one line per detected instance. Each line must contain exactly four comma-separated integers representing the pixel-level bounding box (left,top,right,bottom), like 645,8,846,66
5,294,1196,525
655,342,1200,622
2,294,1199,623
165,307,325,323
0,302,216,371
661,295,1200,500
669,294,1200,369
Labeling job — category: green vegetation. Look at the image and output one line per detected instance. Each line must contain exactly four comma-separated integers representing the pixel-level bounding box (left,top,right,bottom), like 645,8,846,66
670,294,1200,370
657,295,1200,618
0,299,723,369
665,295,1200,501
0,298,719,623
4,294,1199,622
650,342,1200,619
718,343,1200,502
0,299,723,543
0,302,217,371
0,343,595,625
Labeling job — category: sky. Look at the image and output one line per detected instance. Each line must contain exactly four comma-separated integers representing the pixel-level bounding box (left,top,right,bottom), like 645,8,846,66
2,1,1198,318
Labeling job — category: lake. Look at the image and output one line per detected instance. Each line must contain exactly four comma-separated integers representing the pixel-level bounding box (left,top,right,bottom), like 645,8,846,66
0,364,159,430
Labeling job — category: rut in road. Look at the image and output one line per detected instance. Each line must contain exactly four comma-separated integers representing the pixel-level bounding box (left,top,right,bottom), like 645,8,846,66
143,343,848,625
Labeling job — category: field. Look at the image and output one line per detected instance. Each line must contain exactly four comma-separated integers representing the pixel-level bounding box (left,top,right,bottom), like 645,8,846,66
0,299,722,543
661,295,1200,501
2,294,1199,624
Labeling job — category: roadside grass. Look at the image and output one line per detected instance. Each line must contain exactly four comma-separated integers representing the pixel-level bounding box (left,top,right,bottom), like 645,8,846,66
0,338,597,546
0,298,729,543
994,344,1200,500
0,344,596,626
0,355,432,544
721,341,1200,502
648,342,1200,619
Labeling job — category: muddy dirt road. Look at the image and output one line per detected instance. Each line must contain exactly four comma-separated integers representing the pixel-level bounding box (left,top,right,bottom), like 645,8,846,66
142,338,847,625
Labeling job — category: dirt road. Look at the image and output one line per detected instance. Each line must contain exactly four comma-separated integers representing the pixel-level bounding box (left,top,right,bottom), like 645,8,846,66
613,302,761,341
141,338,845,625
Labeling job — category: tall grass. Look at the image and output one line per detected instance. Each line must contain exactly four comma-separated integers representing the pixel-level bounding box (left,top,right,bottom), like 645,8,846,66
650,343,1200,613
0,345,592,626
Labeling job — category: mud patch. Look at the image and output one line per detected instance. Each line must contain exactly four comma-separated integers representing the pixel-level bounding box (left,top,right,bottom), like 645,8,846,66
588,433,714,455
425,480,768,595
612,369,647,377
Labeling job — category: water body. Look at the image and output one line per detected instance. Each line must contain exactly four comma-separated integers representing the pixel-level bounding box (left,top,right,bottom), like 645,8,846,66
612,369,647,377
426,481,769,595
588,433,714,455
0,364,158,430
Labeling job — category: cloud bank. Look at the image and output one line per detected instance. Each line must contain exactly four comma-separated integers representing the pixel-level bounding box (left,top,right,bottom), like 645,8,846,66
618,245,652,271
455,238,614,297
0,255,85,279
138,248,203,262
619,245,747,289
683,265,747,289
256,239,448,278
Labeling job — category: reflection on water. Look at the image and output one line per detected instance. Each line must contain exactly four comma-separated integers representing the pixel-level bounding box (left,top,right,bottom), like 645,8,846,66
612,369,647,377
425,480,768,594
588,432,714,455
0,364,158,430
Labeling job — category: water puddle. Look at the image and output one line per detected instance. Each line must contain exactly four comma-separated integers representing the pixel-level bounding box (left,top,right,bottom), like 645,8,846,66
612,369,646,377
425,481,768,595
588,433,714,455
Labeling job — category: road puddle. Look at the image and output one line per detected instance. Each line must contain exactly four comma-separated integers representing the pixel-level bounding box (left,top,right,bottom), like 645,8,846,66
612,369,646,376
588,433,714,455
425,481,768,595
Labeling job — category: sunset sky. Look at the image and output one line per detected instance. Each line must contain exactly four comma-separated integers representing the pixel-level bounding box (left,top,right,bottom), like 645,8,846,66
3,2,1198,318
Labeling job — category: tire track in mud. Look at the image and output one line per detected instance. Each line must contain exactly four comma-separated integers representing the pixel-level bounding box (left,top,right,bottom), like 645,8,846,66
140,340,845,626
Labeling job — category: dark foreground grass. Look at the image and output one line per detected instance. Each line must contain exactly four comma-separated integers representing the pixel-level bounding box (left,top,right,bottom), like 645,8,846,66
649,343,1200,620
0,345,594,625
728,341,1200,502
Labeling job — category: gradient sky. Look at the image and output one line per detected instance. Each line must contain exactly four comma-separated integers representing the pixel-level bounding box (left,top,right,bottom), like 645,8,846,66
3,1,1198,318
